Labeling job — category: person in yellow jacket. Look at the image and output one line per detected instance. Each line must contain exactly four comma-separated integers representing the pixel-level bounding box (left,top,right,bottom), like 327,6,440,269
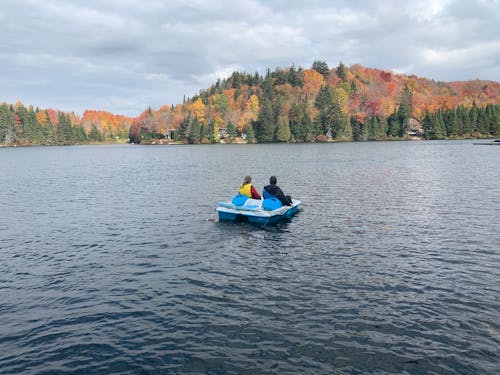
239,175,262,199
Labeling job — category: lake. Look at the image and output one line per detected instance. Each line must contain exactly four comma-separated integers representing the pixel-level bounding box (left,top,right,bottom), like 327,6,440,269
1,141,499,374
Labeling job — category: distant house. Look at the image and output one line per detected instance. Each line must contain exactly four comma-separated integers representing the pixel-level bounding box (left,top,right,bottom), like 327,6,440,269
407,118,424,138
218,127,229,139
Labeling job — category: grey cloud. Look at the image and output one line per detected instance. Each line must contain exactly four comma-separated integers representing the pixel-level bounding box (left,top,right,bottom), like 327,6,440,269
0,0,498,116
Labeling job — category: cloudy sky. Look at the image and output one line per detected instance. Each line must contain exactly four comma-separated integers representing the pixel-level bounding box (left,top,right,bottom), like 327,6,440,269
1,0,499,116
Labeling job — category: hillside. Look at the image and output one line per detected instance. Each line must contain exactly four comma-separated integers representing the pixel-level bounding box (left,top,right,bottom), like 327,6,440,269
2,62,499,145
129,62,500,143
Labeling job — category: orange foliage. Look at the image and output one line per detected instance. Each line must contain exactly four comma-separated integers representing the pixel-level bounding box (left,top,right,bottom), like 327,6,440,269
81,110,134,135
47,109,58,125
22,63,496,140
302,69,325,98
36,111,48,126
189,98,206,123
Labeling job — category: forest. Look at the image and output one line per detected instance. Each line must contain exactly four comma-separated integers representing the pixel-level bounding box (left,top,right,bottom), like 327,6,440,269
1,62,499,146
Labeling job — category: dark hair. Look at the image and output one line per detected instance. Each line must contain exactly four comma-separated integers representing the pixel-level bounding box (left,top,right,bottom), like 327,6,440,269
269,176,277,184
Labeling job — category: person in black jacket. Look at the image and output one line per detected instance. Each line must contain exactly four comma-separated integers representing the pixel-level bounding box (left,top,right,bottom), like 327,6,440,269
263,176,292,206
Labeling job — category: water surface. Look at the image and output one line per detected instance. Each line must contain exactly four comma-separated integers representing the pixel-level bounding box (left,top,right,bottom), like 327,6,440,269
1,141,499,374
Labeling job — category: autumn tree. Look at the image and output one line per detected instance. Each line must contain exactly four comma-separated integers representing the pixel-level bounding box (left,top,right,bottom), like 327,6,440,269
302,69,325,98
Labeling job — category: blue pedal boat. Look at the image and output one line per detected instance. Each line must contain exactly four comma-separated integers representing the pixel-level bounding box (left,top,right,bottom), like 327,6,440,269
216,195,301,224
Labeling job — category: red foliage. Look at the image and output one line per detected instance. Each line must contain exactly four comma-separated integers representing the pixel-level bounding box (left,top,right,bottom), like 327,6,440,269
380,71,392,82
365,100,382,117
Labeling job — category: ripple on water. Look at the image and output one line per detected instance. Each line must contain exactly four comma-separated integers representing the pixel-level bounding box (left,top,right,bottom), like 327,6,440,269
1,143,499,374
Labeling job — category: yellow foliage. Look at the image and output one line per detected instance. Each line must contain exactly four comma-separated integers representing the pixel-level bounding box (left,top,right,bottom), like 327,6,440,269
223,89,237,111
190,98,206,124
36,111,48,126
302,69,325,98
246,95,259,116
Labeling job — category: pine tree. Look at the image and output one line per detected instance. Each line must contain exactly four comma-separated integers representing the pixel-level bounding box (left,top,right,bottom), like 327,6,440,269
312,60,329,78
351,116,362,141
73,125,88,143
57,112,73,144
289,102,301,141
207,119,216,143
341,115,353,140
245,122,256,143
386,112,400,138
26,107,44,144
396,84,413,137
176,116,190,142
227,122,236,140
336,61,348,82
89,124,102,142
302,107,314,142
0,103,16,144
255,98,275,142
276,114,291,142
189,117,201,143
315,85,333,112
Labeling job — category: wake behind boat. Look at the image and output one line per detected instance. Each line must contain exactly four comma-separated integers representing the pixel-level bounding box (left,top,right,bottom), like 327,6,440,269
216,195,301,224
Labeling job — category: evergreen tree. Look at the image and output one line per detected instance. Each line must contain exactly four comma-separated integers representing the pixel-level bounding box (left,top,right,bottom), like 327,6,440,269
330,99,344,139
371,116,383,140
462,107,473,135
490,105,500,136
341,115,353,140
386,112,400,137
336,61,348,82
89,124,103,142
0,103,16,144
26,107,44,144
470,106,479,133
287,65,303,87
387,85,413,138
200,123,207,140
289,102,302,141
227,122,236,140
312,60,329,78
447,109,459,137
188,117,201,143
422,111,447,139
255,98,275,142
485,104,499,135
276,114,291,142
14,104,29,143
351,116,361,141
302,107,314,142
57,112,73,144
73,125,88,143
396,84,413,137
437,110,447,137
176,116,190,142
245,122,256,143
261,75,273,99
207,119,216,143
315,85,333,111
